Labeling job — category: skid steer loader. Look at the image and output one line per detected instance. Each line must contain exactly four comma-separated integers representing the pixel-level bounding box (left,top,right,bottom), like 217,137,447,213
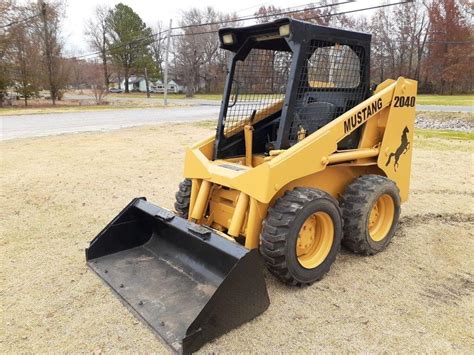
86,18,417,353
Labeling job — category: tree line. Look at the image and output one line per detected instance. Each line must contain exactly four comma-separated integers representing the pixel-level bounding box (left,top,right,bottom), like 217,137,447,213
0,0,472,106
1,0,67,105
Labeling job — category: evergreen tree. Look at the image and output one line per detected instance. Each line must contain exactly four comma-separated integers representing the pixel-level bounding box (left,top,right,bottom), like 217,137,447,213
106,3,153,93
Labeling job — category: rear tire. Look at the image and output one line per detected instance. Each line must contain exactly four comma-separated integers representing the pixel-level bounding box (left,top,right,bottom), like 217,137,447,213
260,188,343,286
340,175,401,255
174,179,192,218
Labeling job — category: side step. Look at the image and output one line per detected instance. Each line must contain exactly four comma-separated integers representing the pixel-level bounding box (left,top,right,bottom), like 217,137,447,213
86,198,269,354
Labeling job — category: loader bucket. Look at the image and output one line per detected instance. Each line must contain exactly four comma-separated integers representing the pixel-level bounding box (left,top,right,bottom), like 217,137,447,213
86,198,269,354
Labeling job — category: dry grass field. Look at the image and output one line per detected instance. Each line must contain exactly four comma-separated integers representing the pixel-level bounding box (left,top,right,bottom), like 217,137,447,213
1,123,473,352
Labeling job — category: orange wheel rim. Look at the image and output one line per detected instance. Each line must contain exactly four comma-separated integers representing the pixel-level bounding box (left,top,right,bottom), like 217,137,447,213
368,194,395,242
296,212,334,269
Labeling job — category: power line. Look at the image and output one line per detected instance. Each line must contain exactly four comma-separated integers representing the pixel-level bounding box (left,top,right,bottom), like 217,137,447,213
233,0,350,19
299,0,413,21
235,0,275,14
70,0,458,62
373,39,472,44
68,0,351,60
69,29,169,60
171,0,355,31
71,0,336,59
172,1,414,38
1,13,41,29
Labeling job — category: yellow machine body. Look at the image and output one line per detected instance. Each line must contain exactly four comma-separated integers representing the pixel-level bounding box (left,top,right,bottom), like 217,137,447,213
184,77,417,249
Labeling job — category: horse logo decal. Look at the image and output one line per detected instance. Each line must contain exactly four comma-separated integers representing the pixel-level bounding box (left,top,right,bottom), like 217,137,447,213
385,126,410,172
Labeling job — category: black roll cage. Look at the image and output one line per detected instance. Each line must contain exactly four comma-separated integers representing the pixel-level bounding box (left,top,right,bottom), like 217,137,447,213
214,18,372,160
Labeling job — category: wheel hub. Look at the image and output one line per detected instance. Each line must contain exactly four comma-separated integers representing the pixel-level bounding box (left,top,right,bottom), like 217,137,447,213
296,212,334,269
369,204,379,228
368,194,395,242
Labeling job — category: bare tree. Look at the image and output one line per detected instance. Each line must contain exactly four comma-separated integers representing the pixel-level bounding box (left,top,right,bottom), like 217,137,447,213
254,5,283,24
0,1,15,106
173,9,207,97
33,0,67,104
7,22,41,106
173,8,236,97
0,1,14,57
151,21,166,76
89,65,109,105
84,5,111,89
412,1,430,83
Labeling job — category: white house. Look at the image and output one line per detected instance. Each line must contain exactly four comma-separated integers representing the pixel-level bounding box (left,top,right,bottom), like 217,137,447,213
120,75,185,94
118,77,185,93
154,80,184,94
120,76,148,92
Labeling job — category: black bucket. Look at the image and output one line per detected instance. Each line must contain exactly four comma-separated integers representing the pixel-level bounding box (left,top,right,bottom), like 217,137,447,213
86,198,269,354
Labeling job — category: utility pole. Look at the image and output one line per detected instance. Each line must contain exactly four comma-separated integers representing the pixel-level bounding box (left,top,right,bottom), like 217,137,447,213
163,19,172,106
144,67,150,98
40,0,55,105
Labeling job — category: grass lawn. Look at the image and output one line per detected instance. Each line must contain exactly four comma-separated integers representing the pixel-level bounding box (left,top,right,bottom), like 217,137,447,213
415,128,473,141
417,94,473,106
2,94,472,117
107,93,222,100
113,93,473,105
107,92,163,99
0,101,186,116
107,93,223,100
0,105,171,116
414,129,474,152
0,105,148,116
180,94,474,106
166,94,223,100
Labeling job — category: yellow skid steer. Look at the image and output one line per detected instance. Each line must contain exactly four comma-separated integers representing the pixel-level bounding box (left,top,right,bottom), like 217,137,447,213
86,18,417,353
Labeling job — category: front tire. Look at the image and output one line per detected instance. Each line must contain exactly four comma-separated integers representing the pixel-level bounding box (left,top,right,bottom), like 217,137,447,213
260,188,343,286
340,175,401,255
174,179,192,218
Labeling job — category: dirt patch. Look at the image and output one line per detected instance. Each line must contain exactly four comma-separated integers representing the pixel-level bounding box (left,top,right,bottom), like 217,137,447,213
420,271,474,306
1,124,473,352
400,212,474,227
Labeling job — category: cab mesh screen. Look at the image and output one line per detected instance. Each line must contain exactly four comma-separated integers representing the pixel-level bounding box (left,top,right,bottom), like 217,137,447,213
223,48,292,136
288,42,366,143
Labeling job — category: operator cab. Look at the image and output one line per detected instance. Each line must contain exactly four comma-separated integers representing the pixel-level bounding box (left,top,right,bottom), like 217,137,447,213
214,18,371,159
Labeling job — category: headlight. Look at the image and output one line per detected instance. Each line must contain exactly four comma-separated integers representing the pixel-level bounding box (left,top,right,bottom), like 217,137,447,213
222,33,235,45
279,24,291,37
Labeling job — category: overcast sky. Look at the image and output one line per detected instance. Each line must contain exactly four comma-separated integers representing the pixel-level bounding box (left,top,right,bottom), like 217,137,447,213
61,0,372,55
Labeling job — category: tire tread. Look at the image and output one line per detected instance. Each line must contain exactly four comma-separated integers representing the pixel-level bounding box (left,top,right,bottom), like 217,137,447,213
340,175,400,255
174,179,192,218
260,188,342,286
